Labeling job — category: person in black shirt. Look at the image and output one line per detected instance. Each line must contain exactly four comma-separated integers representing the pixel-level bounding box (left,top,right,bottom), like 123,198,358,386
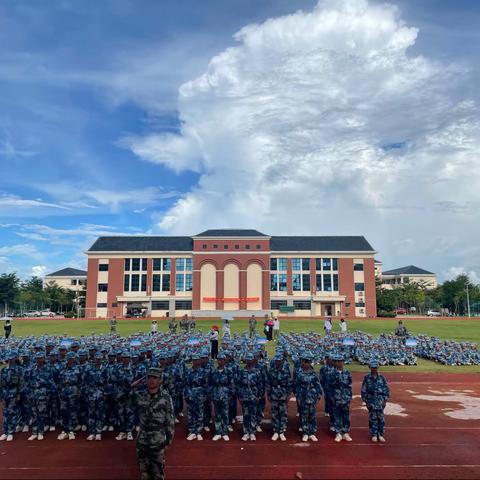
4,319,12,339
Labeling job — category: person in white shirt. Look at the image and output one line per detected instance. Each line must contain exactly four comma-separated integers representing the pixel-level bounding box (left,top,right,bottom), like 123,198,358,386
150,319,158,334
272,317,280,341
222,319,231,339
340,318,347,333
324,317,332,335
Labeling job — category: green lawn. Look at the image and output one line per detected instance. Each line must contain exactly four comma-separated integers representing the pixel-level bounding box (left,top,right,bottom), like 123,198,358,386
7,317,480,373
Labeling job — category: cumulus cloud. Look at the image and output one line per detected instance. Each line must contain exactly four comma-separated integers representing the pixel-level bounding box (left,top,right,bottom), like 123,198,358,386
31,265,47,277
125,0,480,278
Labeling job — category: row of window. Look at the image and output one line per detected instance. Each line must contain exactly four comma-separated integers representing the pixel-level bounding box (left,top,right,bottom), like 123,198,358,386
97,300,192,310
123,274,192,292
270,258,339,272
270,273,339,292
124,258,192,272
70,279,86,286
270,300,312,310
202,244,262,250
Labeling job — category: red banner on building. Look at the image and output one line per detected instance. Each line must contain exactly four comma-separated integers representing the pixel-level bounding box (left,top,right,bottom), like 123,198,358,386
203,297,259,303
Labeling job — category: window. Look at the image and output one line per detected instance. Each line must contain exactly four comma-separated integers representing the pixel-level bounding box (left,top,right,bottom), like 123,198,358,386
131,274,139,291
71,279,77,286
142,258,148,271
79,280,85,286
293,300,311,310
245,245,250,249
302,258,310,270
271,300,287,309
97,283,108,292
162,274,170,291
292,258,301,271
124,275,129,292
279,274,287,291
141,274,147,292
124,258,131,271
355,302,365,307
323,258,331,270
175,259,192,292
131,258,140,271
175,258,192,272
271,273,287,291
185,274,192,291
270,274,278,291
354,263,364,271
98,264,108,272
316,274,322,291
176,274,184,291
316,274,337,292
153,258,171,271
152,275,161,292
224,245,228,249
256,244,261,249
302,274,310,291
278,258,287,271
152,300,169,310
333,274,339,291
323,274,332,291
292,274,301,291
292,258,310,290
332,258,338,270
213,244,218,249
355,282,365,291
316,258,338,271
270,258,277,271
175,300,192,310
97,303,107,308
235,245,239,249
112,303,118,308
203,244,207,249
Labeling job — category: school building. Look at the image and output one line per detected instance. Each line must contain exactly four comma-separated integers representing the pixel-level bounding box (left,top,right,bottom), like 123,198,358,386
85,229,377,319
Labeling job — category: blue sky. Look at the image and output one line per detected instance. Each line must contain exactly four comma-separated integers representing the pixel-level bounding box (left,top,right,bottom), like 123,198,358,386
0,0,479,281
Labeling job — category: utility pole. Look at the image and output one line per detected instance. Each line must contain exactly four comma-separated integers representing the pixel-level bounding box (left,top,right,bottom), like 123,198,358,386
466,282,471,318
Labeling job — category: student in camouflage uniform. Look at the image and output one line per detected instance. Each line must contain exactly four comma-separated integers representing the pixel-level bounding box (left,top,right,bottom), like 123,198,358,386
28,352,55,441
0,350,23,442
294,352,322,442
85,352,108,440
114,351,135,441
237,352,260,441
184,353,208,441
46,350,60,431
331,355,353,442
110,316,117,335
248,315,257,338
267,354,291,441
225,350,239,426
77,349,89,431
57,351,81,440
361,360,390,443
135,367,175,480
211,352,231,441
19,351,34,433
105,351,118,431
168,318,177,334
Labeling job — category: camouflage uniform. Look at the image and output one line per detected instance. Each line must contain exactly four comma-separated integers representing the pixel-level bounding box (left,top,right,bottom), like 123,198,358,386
267,363,292,434
237,366,260,435
85,361,108,435
20,354,34,429
30,363,55,435
0,357,24,435
331,368,352,434
248,317,257,338
361,373,390,437
294,367,322,436
46,354,61,428
58,363,81,434
113,361,135,433
211,366,231,436
184,365,208,435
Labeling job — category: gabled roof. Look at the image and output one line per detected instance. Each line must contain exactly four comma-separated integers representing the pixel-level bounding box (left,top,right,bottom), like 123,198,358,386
270,236,374,252
88,236,193,252
195,229,268,237
382,265,435,276
46,267,87,277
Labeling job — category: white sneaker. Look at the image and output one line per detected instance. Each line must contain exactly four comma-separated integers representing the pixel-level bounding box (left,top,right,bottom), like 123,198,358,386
309,435,318,442
108,426,114,432
302,434,309,442
127,432,133,441
28,434,37,441
271,433,279,441
74,425,81,432
378,436,386,443
81,425,87,432
0,434,7,442
87,435,95,441
196,434,203,441
249,434,256,441
115,432,126,441
102,426,108,432
22,425,29,433
343,433,352,442
324,413,330,417
68,432,75,440
204,426,210,432
180,412,184,417
15,426,21,433
256,426,262,432
222,435,229,441
212,434,221,441
6,435,13,442
334,433,343,442
279,433,286,441
57,432,68,440
371,436,378,443
95,434,101,441
37,433,44,441
44,426,49,432
187,433,197,441
49,426,56,432
174,418,180,424
298,426,303,432
241,434,249,441
228,426,233,432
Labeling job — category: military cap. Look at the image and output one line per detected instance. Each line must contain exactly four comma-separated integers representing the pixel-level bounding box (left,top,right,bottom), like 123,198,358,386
88,345,97,351
21,350,31,357
35,351,46,359
107,350,116,357
48,349,58,356
122,350,131,358
147,367,162,378
244,352,254,361
6,350,18,360
217,352,226,360
66,351,77,360
301,352,313,362
369,359,379,368
78,349,88,357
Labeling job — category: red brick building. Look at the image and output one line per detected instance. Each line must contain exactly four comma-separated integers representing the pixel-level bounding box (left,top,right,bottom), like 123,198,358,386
85,229,376,318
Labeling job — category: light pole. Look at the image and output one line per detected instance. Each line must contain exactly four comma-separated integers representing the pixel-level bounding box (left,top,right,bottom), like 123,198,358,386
466,282,471,318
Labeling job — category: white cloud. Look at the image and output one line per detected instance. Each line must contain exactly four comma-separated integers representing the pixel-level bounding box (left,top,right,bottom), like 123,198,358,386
0,194,70,212
0,243,43,260
31,265,47,277
443,266,480,285
126,0,480,278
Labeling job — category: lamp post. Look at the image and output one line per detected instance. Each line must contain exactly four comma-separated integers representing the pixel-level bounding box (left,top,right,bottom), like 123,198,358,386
466,282,471,318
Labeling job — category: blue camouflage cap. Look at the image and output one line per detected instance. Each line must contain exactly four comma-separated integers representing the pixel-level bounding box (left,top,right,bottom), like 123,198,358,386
369,359,379,368
6,350,18,360
217,352,226,360
244,352,254,361
35,351,46,359
66,351,77,360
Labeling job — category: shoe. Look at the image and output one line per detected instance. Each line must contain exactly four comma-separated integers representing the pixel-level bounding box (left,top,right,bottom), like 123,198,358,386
334,433,343,442
279,433,286,441
256,426,262,432
22,425,29,433
241,434,249,441
68,432,75,440
115,432,126,441
95,434,101,441
343,433,352,442
213,434,221,441
329,426,336,432
87,435,95,441
196,434,203,441
81,425,87,432
6,435,13,442
298,427,303,432
187,433,197,441
102,426,108,432
74,425,81,432
108,426,114,432
231,418,235,423
371,436,378,443
28,434,37,441
204,426,210,432
37,433,44,441
302,434,309,442
0,434,7,442
324,413,330,417
249,434,256,441
179,412,184,417
228,426,233,432
15,426,21,433
44,426,49,432
49,426,56,432
309,435,318,442
57,432,68,440
127,432,133,441
135,426,140,432
378,436,386,443
296,412,300,417
222,435,229,441
271,433,279,441
174,418,180,424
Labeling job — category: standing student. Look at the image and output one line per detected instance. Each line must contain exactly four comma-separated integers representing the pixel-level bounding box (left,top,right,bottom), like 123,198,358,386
150,320,158,335
324,317,332,335
110,316,117,335
331,355,353,442
4,319,12,339
248,315,257,338
210,326,219,359
340,318,347,333
272,317,280,341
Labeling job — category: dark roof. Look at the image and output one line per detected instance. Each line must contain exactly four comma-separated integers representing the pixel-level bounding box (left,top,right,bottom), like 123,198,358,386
88,236,193,252
46,267,87,277
270,236,374,252
382,265,435,276
195,229,268,237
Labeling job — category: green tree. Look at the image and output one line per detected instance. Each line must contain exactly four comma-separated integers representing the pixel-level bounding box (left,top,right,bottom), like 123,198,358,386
0,272,21,312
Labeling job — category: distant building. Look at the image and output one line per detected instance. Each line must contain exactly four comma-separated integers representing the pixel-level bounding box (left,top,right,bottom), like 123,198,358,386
374,259,383,278
381,265,437,290
85,229,378,319
43,267,87,292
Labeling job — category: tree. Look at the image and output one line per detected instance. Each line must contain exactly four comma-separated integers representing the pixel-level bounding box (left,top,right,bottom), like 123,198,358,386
0,273,20,312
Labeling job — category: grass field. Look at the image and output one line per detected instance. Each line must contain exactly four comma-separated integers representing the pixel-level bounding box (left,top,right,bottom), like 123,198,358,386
7,317,480,373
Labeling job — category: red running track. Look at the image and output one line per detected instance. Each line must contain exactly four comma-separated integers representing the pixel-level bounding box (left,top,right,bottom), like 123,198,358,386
1,373,479,480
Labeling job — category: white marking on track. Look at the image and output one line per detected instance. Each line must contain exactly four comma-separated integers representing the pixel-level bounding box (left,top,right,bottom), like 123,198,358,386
351,395,407,416
413,391,480,420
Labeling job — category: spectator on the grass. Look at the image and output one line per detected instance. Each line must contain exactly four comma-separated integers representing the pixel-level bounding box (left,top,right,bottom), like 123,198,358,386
273,317,280,342
4,319,12,339
210,326,219,359
394,320,407,338
110,316,117,335
150,320,158,335
222,319,231,339
339,318,347,334
324,317,332,335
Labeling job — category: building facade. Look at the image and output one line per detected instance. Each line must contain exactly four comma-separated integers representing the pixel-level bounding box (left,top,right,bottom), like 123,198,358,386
43,267,87,292
381,265,437,290
85,229,377,319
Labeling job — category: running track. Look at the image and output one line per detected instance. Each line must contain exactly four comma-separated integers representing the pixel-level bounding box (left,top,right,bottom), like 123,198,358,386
1,373,479,480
